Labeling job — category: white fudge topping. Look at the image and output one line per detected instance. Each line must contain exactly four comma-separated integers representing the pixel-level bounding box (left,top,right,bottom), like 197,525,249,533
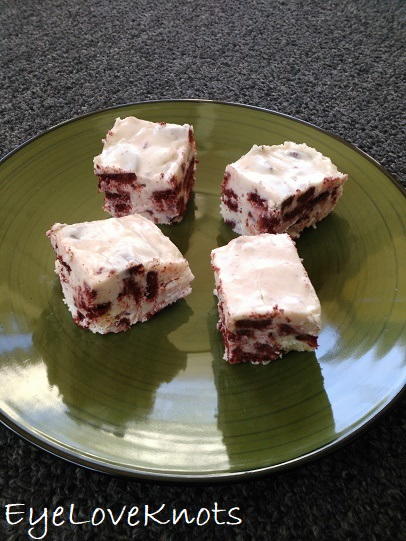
47,214,194,333
211,233,321,331
93,116,192,178
48,214,190,287
228,141,347,206
98,142,140,172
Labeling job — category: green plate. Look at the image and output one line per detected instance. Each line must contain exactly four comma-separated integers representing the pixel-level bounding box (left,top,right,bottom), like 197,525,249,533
0,100,405,481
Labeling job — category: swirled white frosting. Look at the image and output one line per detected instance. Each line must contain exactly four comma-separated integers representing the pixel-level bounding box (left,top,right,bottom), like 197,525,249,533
211,233,321,331
227,141,347,205
93,116,193,179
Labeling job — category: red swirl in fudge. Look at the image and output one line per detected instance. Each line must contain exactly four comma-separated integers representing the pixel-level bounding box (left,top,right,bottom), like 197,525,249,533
220,142,348,238
94,116,197,224
46,215,194,334
211,234,321,364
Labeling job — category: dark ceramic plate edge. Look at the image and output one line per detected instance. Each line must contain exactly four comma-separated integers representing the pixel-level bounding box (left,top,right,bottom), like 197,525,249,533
0,99,404,483
1,384,404,484
1,99,405,197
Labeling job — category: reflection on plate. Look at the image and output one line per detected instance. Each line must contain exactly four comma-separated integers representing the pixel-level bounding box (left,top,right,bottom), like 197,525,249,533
0,100,405,481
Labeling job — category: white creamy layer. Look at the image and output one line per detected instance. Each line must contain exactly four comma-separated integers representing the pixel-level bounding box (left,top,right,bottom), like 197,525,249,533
47,215,194,333
211,234,321,332
93,116,193,180
48,215,190,284
222,327,315,364
58,261,192,334
227,141,347,206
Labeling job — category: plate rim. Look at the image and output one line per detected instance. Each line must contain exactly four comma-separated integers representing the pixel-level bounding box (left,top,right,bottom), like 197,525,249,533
1,98,405,197
0,98,405,483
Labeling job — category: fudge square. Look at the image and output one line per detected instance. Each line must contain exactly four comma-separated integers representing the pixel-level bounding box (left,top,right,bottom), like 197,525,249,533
211,234,321,364
46,214,194,334
94,116,197,224
220,141,348,238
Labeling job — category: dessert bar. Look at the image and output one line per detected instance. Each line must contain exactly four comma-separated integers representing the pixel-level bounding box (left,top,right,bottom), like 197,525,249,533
47,214,194,334
94,116,197,224
220,141,348,238
211,234,321,364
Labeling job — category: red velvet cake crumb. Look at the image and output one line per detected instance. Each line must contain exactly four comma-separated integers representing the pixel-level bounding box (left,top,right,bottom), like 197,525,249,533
146,271,158,300
219,142,348,237
297,186,316,203
296,334,318,348
258,214,279,232
278,323,295,335
211,233,321,364
247,191,267,209
128,264,145,275
281,195,294,211
57,256,71,273
118,277,142,303
94,117,197,224
236,318,273,329
222,188,239,212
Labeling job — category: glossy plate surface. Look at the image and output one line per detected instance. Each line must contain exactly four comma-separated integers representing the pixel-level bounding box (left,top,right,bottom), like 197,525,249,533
0,100,405,481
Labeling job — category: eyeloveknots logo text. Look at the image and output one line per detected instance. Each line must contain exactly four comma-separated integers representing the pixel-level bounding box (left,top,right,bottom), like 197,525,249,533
2,503,243,539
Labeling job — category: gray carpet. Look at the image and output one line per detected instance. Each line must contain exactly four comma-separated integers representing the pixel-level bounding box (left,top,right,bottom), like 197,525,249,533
1,0,405,539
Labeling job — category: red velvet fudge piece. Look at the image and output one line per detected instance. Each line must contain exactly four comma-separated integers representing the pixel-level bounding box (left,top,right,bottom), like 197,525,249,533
46,215,194,334
220,141,348,238
211,234,321,364
94,116,197,224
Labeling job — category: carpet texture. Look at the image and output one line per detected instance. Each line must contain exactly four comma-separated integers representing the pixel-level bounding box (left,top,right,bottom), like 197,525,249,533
1,1,405,540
